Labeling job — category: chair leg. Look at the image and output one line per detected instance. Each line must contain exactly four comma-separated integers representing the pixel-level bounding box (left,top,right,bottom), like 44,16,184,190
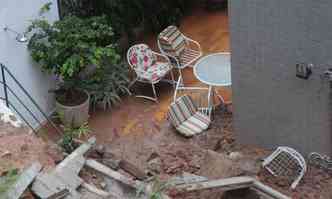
170,70,175,89
128,78,138,96
178,68,183,86
152,83,158,102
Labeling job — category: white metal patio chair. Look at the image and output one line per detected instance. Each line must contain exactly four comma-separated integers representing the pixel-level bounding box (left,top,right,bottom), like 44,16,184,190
262,146,307,189
127,44,175,102
167,93,211,137
157,25,202,81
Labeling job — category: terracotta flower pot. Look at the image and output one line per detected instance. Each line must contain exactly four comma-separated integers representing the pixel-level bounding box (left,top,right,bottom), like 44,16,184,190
55,90,90,128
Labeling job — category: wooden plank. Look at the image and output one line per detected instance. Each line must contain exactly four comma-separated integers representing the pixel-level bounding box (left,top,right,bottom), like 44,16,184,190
5,162,42,199
85,159,141,189
81,183,111,198
64,190,81,199
102,159,120,170
173,175,290,199
170,172,208,186
252,180,291,199
175,176,255,192
119,160,147,180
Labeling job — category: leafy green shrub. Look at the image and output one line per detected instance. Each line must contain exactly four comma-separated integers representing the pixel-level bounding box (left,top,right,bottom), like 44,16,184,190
27,6,121,105
136,176,173,199
60,123,90,153
81,61,131,110
58,0,194,39
0,169,19,196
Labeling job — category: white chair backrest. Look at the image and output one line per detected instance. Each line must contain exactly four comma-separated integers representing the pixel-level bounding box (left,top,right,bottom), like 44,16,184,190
127,44,156,75
157,25,186,57
263,146,307,189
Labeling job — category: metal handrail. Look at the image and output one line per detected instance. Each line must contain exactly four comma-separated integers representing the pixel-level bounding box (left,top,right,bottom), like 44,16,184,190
0,63,62,135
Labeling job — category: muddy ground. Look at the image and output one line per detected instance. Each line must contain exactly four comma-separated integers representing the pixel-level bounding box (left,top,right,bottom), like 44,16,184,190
2,108,332,198
88,108,332,199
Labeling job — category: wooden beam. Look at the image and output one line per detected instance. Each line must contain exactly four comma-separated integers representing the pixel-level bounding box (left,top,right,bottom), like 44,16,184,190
174,175,291,199
85,159,141,189
175,176,255,192
170,172,208,186
119,160,147,180
5,162,42,199
252,180,291,199
81,183,111,198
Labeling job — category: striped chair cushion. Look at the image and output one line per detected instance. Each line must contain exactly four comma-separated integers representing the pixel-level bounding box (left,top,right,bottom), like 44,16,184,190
176,112,210,137
158,26,186,57
167,95,198,128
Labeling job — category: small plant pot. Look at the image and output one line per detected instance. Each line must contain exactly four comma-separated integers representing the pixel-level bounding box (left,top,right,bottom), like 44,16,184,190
55,90,90,128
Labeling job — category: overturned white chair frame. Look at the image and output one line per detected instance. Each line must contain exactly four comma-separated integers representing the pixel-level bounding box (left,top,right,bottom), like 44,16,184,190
262,146,307,189
167,95,211,137
157,25,202,81
127,44,175,102
173,76,213,120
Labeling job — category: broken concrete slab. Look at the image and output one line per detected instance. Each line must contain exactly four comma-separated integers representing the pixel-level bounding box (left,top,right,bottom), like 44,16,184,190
31,172,70,198
32,137,96,199
4,162,42,199
56,137,96,175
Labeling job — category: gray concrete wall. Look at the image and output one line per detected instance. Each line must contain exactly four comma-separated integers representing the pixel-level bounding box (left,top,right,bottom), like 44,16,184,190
230,0,332,155
0,0,59,128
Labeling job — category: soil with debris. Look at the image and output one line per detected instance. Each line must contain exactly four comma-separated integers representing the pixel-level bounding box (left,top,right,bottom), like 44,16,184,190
0,133,60,176
98,108,332,199
0,129,63,199
258,166,332,199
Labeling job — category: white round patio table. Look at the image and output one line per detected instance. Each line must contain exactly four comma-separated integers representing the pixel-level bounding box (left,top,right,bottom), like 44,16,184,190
193,52,231,108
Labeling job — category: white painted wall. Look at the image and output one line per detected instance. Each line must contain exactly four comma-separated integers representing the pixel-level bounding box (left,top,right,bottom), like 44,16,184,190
0,0,59,128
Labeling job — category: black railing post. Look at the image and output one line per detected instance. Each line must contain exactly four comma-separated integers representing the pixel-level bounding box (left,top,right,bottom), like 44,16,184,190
2,65,62,135
0,63,9,107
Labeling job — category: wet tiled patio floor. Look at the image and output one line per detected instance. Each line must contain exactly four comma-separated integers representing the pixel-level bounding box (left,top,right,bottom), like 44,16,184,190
88,8,230,142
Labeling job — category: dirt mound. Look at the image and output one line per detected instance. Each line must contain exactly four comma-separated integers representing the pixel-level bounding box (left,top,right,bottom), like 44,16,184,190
0,134,57,175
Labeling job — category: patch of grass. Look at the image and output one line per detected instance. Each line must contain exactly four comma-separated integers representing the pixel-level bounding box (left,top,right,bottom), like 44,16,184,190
59,123,91,153
136,176,172,199
0,169,19,197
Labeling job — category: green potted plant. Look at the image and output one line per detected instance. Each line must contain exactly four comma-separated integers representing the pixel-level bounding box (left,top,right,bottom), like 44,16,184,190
81,61,131,111
27,11,120,127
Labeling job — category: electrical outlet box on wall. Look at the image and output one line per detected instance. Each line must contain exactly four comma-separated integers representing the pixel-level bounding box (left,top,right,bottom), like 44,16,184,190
296,63,312,79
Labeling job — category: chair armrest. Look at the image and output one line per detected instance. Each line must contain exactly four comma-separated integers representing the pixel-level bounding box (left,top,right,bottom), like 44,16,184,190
157,39,182,68
162,52,181,68
183,35,202,53
152,52,172,66
130,67,148,77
